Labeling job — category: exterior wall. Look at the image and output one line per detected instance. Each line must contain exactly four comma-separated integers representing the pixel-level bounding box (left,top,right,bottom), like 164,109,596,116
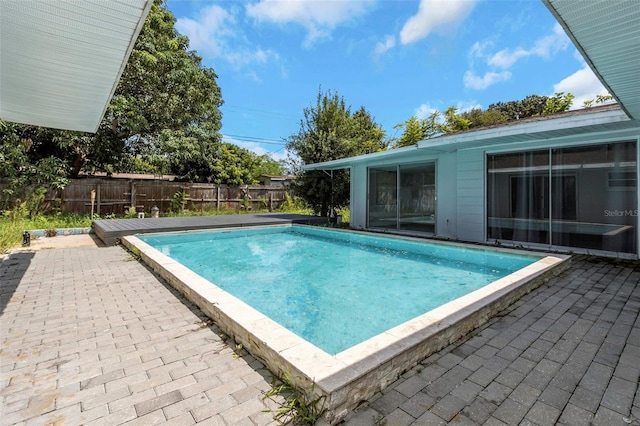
435,152,457,239
350,164,368,229
455,149,486,243
346,122,640,257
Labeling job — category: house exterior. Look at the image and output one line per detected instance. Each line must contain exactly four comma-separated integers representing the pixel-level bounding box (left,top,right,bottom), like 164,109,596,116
303,0,640,258
305,105,640,257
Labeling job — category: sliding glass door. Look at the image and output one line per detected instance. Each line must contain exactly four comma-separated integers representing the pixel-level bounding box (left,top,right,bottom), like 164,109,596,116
367,167,397,230
368,163,436,233
487,141,637,254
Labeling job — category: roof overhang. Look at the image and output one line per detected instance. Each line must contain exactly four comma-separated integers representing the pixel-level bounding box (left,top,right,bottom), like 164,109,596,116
418,107,637,152
302,145,420,171
543,0,640,120
0,0,153,133
304,107,639,170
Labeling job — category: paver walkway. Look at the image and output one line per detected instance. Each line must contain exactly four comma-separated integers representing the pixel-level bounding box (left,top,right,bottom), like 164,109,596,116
1,243,639,425
343,256,640,426
1,246,280,425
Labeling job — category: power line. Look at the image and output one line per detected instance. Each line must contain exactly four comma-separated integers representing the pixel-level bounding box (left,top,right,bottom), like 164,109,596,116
223,134,287,146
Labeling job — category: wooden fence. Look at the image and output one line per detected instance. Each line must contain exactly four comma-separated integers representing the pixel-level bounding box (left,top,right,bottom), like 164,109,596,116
31,178,293,215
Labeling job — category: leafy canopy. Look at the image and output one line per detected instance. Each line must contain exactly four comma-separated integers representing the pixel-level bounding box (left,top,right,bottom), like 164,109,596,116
287,89,387,216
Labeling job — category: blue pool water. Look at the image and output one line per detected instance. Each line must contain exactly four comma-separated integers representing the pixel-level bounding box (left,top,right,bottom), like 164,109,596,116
139,226,537,354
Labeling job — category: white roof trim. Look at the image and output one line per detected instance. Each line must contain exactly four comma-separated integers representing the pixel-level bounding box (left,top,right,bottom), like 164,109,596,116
0,0,153,133
303,145,419,171
303,108,638,170
543,0,640,120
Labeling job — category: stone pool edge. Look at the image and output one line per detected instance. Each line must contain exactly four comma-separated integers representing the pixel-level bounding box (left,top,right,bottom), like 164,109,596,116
121,232,570,425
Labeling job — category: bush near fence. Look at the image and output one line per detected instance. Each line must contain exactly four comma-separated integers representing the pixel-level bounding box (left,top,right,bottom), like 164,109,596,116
2,178,294,215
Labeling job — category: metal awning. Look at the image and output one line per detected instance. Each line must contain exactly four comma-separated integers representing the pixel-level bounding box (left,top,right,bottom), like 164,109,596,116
543,0,640,120
0,0,152,132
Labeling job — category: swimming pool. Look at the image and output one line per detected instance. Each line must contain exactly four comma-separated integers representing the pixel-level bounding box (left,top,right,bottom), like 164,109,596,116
139,226,536,354
123,225,568,424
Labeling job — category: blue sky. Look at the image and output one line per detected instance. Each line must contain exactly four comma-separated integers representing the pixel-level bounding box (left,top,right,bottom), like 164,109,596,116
166,0,609,162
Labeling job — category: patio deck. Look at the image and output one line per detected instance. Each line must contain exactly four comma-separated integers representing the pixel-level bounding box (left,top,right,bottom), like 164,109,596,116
1,239,639,425
93,213,327,245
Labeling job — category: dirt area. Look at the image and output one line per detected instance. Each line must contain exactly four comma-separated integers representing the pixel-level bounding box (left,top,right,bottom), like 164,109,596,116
13,234,104,251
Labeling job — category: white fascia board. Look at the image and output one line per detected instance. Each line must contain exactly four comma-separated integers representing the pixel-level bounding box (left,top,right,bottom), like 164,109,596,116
417,109,631,150
302,145,419,171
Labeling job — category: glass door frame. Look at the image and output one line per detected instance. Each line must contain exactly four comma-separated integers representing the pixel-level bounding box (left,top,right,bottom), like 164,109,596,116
485,138,639,257
367,161,437,235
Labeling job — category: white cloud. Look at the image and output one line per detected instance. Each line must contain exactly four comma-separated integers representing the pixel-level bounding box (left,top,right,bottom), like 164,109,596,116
456,100,482,113
487,47,529,69
468,40,492,60
465,23,570,91
532,23,570,58
415,103,438,119
400,0,476,45
487,23,569,69
552,64,611,109
176,5,278,68
246,0,374,47
373,35,396,59
463,70,511,90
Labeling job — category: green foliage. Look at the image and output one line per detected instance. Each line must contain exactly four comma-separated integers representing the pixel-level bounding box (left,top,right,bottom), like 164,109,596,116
459,108,508,128
124,207,138,219
488,94,549,120
287,88,386,216
0,213,92,253
263,375,327,425
279,193,309,212
252,155,286,178
542,92,574,115
1,0,224,182
211,143,259,185
583,94,614,108
393,112,444,148
393,92,576,146
169,189,188,213
442,106,472,133
0,122,68,217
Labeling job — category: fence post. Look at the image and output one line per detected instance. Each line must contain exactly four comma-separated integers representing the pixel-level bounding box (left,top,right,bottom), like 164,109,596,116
96,183,101,215
216,186,220,210
130,181,136,211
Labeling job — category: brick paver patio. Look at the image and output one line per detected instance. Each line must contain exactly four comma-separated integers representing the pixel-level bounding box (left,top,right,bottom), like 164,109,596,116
1,244,639,425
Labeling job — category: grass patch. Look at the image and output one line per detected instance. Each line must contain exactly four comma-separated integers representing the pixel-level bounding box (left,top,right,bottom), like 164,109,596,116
263,375,327,425
0,205,348,253
0,213,92,253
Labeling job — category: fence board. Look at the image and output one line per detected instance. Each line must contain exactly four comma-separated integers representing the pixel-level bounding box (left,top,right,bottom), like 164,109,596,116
22,179,293,215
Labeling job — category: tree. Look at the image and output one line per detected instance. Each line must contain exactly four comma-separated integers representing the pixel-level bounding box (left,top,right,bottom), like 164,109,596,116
583,94,614,109
393,112,444,148
287,89,386,216
441,106,472,133
0,122,68,216
542,92,574,115
2,0,224,181
488,94,548,120
251,155,286,178
459,108,508,129
210,143,259,185
98,0,223,179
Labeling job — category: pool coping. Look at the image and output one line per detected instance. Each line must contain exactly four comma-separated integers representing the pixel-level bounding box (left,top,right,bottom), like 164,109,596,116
121,226,570,424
